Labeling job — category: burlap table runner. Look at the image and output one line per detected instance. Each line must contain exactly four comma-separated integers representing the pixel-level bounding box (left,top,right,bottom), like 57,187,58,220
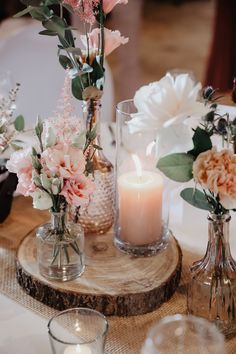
0,196,235,353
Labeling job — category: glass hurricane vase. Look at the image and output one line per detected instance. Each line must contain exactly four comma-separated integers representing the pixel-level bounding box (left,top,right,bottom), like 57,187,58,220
36,209,85,282
187,212,236,336
78,99,115,234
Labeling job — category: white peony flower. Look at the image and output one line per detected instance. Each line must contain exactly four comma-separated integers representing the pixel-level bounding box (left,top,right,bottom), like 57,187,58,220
32,189,53,210
128,73,210,157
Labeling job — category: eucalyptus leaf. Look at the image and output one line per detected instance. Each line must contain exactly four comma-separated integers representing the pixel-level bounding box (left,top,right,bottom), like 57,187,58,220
87,124,97,141
82,63,93,73
43,16,66,38
91,58,104,83
59,55,73,69
65,29,75,47
72,76,89,100
30,7,50,21
72,131,87,149
14,115,25,131
39,29,57,36
10,142,22,151
14,6,33,18
157,153,194,182
180,188,214,211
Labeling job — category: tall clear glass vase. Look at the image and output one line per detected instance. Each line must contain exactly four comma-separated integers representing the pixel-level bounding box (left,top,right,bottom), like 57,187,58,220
187,212,236,336
79,99,115,234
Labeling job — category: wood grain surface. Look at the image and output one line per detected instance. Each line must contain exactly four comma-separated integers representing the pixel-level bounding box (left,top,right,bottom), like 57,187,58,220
16,228,182,316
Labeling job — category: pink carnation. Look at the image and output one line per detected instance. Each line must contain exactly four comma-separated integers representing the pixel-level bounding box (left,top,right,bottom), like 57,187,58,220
81,27,129,57
103,0,128,14
193,148,236,209
60,175,95,207
41,144,86,179
6,148,35,196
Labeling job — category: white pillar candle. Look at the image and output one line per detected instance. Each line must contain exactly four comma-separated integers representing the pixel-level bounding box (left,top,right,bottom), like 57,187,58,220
118,170,163,245
63,344,92,354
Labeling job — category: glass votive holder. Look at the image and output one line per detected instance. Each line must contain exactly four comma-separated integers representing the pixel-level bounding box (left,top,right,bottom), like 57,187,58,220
48,308,108,354
141,314,226,354
114,99,169,257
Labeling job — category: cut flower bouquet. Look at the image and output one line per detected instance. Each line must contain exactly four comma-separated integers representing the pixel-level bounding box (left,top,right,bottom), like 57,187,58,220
6,79,96,280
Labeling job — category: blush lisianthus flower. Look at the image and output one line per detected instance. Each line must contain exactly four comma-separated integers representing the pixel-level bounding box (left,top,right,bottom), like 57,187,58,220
41,144,85,179
103,0,128,14
193,148,236,209
6,148,35,196
81,27,129,57
60,175,95,207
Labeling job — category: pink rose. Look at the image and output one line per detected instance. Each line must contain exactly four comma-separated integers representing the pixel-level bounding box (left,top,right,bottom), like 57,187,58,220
81,27,129,57
42,144,85,179
103,0,128,14
193,148,236,209
6,148,35,196
60,175,95,207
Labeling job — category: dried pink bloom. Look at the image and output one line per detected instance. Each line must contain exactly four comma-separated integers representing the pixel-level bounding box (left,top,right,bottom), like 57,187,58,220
81,27,129,56
60,175,95,207
103,0,128,14
193,148,236,209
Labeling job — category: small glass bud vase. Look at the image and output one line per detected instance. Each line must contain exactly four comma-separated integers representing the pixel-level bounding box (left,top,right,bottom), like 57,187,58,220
187,212,236,336
78,99,115,234
114,99,169,256
36,209,85,282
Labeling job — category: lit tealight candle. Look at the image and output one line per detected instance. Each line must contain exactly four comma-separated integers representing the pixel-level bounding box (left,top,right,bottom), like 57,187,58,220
63,344,92,354
118,155,163,245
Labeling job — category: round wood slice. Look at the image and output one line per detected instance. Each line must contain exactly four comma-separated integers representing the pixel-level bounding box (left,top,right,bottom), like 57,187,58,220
16,231,182,316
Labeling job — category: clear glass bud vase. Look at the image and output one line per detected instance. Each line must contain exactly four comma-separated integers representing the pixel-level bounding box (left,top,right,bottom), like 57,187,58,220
79,99,115,234
187,212,236,336
36,209,85,282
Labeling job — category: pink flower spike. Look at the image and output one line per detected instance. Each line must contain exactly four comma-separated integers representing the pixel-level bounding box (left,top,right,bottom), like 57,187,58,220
103,0,128,14
64,0,100,25
63,0,80,8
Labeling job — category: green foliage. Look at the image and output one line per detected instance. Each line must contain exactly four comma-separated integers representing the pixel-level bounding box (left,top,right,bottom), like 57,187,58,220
16,0,106,101
188,127,212,158
59,55,73,69
14,115,25,131
72,76,89,100
43,16,67,38
157,153,194,182
14,6,33,17
180,188,216,211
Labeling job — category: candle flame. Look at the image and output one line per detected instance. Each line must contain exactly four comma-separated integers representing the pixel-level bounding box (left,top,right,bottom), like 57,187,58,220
146,141,156,157
132,154,142,177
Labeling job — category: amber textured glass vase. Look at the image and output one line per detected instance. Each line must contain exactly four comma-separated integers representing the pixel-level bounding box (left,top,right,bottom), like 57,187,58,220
187,212,236,337
79,99,115,234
